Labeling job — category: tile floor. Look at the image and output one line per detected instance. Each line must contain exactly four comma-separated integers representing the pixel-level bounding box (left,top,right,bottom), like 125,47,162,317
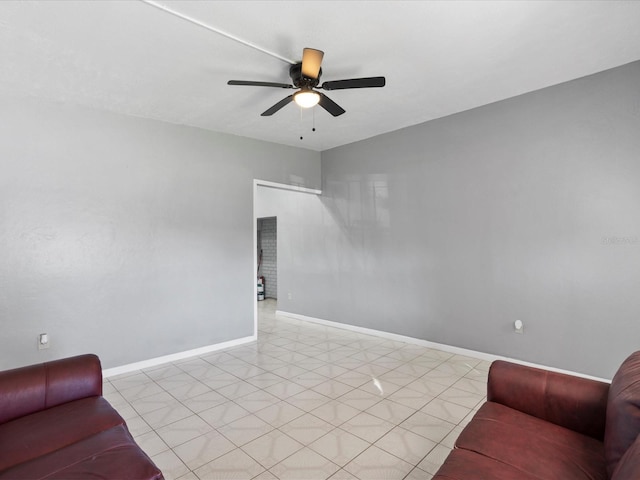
103,300,489,480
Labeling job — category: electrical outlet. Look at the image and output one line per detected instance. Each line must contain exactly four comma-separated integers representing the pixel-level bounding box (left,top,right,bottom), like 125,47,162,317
288,292,292,300
38,333,50,350
514,320,524,334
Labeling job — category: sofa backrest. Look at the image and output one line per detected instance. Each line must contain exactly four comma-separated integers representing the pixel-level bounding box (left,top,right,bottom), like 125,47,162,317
605,351,640,477
0,354,102,424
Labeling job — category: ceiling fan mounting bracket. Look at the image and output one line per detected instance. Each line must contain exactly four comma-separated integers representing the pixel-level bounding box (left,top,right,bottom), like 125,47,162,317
289,63,321,89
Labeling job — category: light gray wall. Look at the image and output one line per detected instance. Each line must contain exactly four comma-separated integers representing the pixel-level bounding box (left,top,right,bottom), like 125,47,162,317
270,61,640,379
0,96,320,370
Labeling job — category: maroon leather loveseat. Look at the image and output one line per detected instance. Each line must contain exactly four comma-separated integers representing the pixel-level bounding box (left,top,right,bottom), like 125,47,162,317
0,354,163,479
434,351,640,480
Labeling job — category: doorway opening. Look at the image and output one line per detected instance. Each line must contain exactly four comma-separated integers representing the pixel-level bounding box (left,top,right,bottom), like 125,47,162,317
257,217,277,303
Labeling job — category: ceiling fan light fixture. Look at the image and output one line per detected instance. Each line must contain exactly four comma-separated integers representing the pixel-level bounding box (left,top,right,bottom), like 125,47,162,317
294,90,320,108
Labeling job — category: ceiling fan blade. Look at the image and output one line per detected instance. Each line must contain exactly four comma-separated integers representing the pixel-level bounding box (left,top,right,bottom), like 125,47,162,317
318,93,345,117
228,80,293,88
301,48,324,79
261,95,294,116
321,76,386,90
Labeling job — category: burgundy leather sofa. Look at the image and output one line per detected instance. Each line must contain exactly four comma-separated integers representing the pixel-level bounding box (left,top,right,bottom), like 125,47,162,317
434,351,640,480
0,354,163,479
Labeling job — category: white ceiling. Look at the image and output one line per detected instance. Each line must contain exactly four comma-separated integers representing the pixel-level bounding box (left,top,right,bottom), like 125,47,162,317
1,1,640,151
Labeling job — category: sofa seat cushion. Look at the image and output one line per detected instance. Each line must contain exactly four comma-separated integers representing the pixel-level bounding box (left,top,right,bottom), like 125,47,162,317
0,396,124,472
433,448,542,480
0,424,162,480
453,401,607,480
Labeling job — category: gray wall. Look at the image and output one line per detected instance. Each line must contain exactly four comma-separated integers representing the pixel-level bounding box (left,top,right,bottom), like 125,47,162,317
0,96,320,370
257,217,277,299
269,61,640,379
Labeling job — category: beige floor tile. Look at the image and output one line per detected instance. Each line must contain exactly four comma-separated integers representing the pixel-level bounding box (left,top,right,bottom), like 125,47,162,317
144,364,184,381
357,377,402,398
312,379,354,399
167,381,212,402
235,390,281,414
437,386,485,409
404,466,434,480
279,413,335,445
202,375,243,391
433,361,474,376
333,370,372,388
452,377,486,395
252,471,279,480
113,403,139,421
421,369,462,388
176,471,199,480
291,370,329,388
112,299,490,480
245,372,286,389
151,449,190,480
441,425,464,449
156,373,200,392
173,430,236,471
401,411,456,443
341,412,395,443
420,397,471,425
241,429,304,469
269,447,340,480
198,401,250,428
125,415,153,436
387,386,433,410
308,428,370,467
119,382,165,402
393,363,433,377
338,388,382,411
327,469,360,479
217,413,274,447
263,380,307,400
217,380,260,400
365,399,417,424
271,364,309,379
313,364,350,378
344,445,414,480
193,448,265,479
110,372,151,391
377,370,419,387
156,414,213,448
180,390,228,413
131,391,181,415
374,426,436,465
142,403,194,429
404,378,449,397
134,430,170,457
417,444,452,475
285,389,332,412
353,363,391,377
310,400,361,427
254,400,306,428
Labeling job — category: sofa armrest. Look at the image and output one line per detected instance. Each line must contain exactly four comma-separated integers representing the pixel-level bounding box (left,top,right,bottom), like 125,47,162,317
487,360,609,440
0,354,103,424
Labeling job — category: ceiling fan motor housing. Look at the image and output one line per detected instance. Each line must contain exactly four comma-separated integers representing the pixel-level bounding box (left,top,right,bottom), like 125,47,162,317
290,63,321,89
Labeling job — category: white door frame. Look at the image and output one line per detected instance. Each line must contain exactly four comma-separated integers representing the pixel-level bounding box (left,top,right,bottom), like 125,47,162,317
252,179,322,335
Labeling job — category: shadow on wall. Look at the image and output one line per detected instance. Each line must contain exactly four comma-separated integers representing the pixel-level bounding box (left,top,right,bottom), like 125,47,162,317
322,174,391,233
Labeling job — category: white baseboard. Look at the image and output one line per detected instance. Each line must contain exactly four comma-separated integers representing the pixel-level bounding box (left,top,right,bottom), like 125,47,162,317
276,310,610,383
103,335,256,378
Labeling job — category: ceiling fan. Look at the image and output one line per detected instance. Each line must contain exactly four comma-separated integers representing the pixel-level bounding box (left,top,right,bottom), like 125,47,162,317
227,48,385,117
